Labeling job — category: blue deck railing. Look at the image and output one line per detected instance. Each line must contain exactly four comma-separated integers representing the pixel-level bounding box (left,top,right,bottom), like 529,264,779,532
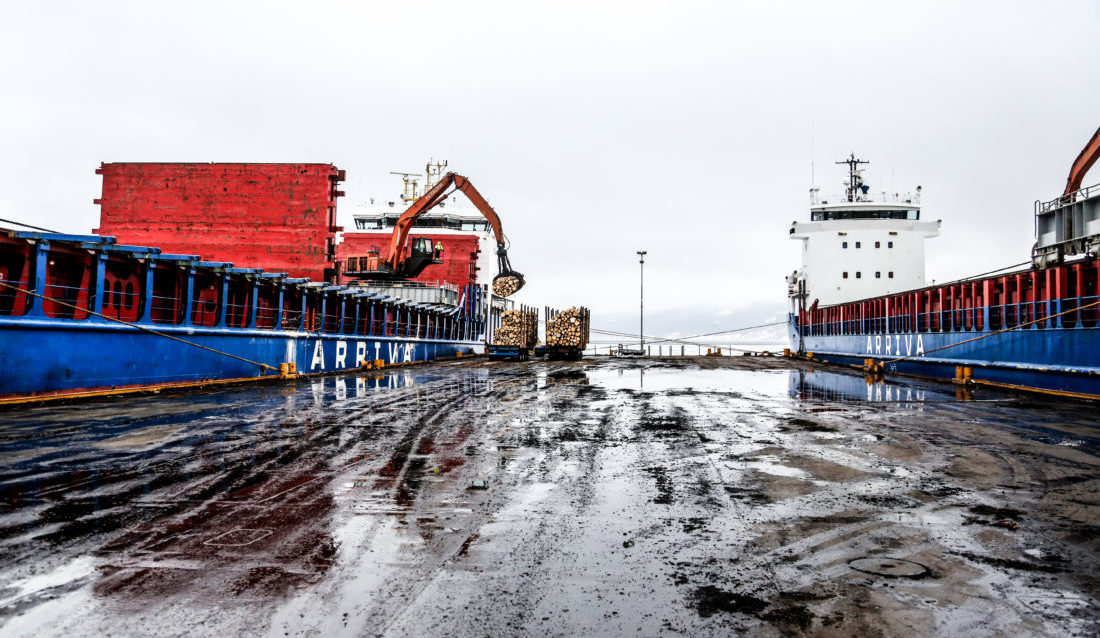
801,294,1100,336
0,270,477,341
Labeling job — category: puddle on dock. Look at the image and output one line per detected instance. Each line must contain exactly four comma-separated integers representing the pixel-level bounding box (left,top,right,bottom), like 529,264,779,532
588,367,789,394
587,365,966,404
790,369,966,403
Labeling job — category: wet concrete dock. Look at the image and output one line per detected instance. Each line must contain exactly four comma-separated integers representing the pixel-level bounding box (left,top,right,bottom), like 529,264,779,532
0,356,1097,636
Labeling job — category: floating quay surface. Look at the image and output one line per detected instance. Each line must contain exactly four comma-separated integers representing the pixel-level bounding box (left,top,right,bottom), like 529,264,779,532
0,357,1098,636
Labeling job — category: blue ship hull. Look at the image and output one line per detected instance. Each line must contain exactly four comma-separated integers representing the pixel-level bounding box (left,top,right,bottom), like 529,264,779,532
788,316,1100,399
0,316,481,400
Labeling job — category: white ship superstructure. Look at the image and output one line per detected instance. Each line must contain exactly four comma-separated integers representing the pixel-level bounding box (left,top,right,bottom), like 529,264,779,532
787,155,940,309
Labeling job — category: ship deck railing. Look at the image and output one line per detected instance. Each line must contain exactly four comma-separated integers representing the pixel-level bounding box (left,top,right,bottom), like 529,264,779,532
0,232,490,343
0,278,31,315
1036,180,1100,214
797,258,1100,337
2,280,484,342
798,293,1100,337
351,279,460,293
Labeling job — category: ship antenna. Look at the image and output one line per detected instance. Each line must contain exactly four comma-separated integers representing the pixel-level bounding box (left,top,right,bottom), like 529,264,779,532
835,152,869,202
810,123,815,188
389,171,423,203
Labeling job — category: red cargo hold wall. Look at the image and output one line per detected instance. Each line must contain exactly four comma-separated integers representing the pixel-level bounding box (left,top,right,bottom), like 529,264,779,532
94,163,345,282
337,233,482,291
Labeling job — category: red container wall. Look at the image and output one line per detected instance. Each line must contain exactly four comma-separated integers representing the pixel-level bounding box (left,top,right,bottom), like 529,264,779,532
337,232,482,291
93,163,344,282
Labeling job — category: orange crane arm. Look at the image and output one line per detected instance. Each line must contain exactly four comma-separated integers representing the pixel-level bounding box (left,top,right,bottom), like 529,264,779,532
453,175,507,245
1064,125,1100,197
386,172,508,265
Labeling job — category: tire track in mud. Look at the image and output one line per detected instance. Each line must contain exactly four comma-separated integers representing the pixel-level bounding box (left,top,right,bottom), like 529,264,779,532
609,379,1083,634
0,371,496,621
373,366,653,637
301,371,557,637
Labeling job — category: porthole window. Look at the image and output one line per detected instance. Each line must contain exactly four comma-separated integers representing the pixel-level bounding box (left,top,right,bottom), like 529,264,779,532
888,271,894,278
875,241,881,248
856,272,862,279
843,271,849,279
855,241,861,248
875,271,881,279
888,241,894,248
842,241,848,248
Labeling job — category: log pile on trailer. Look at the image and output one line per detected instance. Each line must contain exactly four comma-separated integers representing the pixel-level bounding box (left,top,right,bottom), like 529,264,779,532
491,306,538,349
546,307,590,348
544,306,590,360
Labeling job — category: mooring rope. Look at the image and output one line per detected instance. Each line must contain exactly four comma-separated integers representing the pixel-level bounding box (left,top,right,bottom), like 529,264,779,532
0,281,278,372
881,300,1100,366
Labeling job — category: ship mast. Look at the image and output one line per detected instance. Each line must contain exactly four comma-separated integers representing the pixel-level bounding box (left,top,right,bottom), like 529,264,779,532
836,153,869,202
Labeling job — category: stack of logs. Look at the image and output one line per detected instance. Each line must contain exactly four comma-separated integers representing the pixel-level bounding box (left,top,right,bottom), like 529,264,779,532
492,306,538,348
493,275,522,297
546,306,590,349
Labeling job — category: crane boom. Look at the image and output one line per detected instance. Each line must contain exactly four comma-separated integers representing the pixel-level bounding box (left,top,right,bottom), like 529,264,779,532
345,171,524,295
1063,125,1100,197
386,172,508,260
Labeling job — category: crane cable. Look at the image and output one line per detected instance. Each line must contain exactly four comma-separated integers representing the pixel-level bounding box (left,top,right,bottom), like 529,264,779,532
879,300,1099,366
0,280,279,372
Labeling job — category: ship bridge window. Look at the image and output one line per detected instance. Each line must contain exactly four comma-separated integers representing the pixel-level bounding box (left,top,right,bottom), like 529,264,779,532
813,209,919,221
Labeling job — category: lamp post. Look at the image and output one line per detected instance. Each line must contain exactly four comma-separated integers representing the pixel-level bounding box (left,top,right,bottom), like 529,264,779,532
637,250,646,353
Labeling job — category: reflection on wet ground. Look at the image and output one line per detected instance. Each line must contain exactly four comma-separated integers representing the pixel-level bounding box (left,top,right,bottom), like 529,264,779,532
0,356,1097,636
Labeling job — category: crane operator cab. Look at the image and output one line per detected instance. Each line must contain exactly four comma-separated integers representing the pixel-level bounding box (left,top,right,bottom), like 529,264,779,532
344,238,442,280
402,237,443,278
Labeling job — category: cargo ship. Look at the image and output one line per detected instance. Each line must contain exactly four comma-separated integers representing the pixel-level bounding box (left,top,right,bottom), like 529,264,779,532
787,129,1100,400
0,162,515,403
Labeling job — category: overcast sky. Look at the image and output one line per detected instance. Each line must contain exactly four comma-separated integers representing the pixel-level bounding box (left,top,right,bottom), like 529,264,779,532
2,1,1098,337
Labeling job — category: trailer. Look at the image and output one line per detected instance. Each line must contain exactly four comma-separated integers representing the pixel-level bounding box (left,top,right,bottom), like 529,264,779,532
487,345,531,360
489,305,538,360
